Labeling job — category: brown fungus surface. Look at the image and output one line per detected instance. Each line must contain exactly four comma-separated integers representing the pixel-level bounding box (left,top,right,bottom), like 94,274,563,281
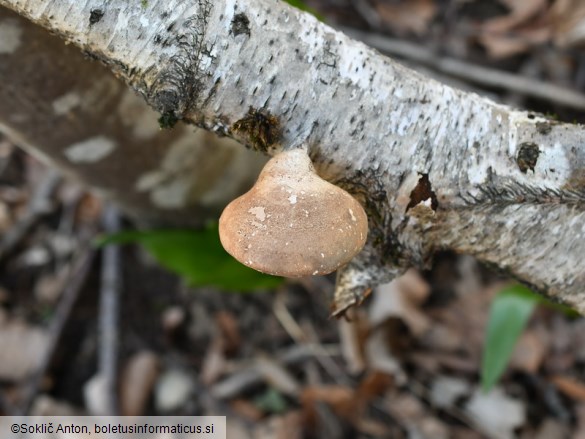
219,149,368,277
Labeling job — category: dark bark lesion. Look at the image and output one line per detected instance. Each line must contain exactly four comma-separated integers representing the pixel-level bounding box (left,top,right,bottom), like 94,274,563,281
145,0,214,124
231,107,282,152
516,142,540,173
89,8,104,25
230,13,250,37
406,173,438,211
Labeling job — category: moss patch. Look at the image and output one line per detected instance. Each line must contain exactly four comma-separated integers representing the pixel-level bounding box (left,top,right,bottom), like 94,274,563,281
158,111,179,129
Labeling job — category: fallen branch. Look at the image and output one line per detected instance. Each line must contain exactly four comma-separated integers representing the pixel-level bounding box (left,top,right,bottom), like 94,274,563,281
2,0,585,315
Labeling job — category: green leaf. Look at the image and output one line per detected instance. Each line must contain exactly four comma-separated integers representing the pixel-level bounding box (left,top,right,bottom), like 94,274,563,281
254,388,288,414
481,284,538,392
97,225,283,292
283,0,324,21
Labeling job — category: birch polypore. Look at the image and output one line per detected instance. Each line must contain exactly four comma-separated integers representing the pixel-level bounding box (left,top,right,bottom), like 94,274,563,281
219,148,368,277
2,0,585,314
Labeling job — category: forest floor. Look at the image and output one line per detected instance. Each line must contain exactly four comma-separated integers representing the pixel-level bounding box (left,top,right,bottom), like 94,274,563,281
2,0,585,438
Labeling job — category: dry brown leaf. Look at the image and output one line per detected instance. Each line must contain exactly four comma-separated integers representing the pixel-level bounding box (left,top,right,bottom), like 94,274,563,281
483,0,548,33
355,417,394,437
357,371,394,399
386,392,451,438
75,192,102,224
551,375,585,401
229,398,264,421
419,322,463,352
478,34,531,59
398,268,431,305
215,311,241,355
478,27,551,59
386,392,425,420
300,385,356,422
119,351,160,416
371,275,431,336
509,329,548,374
274,411,304,439
550,0,585,47
418,417,450,439
478,0,551,58
374,0,437,36
409,352,441,373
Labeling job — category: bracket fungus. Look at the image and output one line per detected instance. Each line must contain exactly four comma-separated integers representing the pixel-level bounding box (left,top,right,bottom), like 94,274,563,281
219,148,368,277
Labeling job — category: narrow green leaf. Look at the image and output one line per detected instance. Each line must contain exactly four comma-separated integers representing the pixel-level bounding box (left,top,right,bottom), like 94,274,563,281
254,388,288,414
98,225,283,292
481,284,538,392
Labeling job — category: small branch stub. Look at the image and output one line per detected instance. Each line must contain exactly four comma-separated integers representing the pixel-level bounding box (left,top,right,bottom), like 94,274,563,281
219,149,368,277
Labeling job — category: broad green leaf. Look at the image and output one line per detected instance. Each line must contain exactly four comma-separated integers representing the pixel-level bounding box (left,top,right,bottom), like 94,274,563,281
284,0,324,21
481,284,538,392
98,225,283,292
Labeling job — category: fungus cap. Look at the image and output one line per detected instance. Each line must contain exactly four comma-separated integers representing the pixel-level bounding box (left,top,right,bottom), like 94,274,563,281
219,149,368,277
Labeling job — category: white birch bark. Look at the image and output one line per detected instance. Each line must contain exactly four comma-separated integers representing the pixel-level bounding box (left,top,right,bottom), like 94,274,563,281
2,0,585,315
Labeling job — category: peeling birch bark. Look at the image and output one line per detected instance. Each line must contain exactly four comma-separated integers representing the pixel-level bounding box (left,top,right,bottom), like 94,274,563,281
2,0,585,314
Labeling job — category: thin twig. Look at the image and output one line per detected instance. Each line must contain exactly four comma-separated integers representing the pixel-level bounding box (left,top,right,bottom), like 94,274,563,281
340,27,585,110
0,168,61,261
210,344,340,399
273,292,352,386
352,0,383,30
19,245,96,414
98,204,122,415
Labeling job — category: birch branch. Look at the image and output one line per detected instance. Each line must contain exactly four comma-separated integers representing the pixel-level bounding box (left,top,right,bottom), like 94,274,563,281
2,0,585,314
